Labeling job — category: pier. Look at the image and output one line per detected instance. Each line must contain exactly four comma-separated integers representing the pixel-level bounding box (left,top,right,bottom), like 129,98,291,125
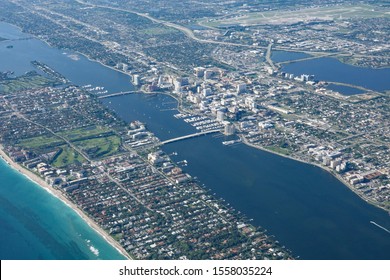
161,129,220,145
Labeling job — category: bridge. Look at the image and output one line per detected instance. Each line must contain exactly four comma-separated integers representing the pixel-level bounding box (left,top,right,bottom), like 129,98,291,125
275,53,336,67
325,81,379,94
161,129,220,145
265,42,278,71
97,91,139,99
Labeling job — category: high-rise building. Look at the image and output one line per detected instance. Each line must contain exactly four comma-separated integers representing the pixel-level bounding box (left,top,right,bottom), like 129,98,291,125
202,88,212,98
194,67,205,78
204,70,213,79
158,76,164,87
237,83,246,94
174,80,182,93
133,74,140,86
224,123,235,135
216,111,225,122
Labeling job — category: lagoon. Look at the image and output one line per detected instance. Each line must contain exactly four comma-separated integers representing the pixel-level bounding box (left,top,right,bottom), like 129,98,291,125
1,21,390,260
103,93,390,260
281,55,390,92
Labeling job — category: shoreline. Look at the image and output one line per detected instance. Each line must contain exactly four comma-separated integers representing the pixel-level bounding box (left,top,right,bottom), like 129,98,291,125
2,19,389,248
239,137,390,215
151,90,390,215
156,90,390,215
0,145,132,260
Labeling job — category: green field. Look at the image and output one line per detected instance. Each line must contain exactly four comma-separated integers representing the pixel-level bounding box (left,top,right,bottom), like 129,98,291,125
58,126,114,141
265,145,291,156
17,134,65,149
0,73,57,94
140,27,177,35
203,4,390,27
18,126,121,164
51,145,85,167
74,135,121,159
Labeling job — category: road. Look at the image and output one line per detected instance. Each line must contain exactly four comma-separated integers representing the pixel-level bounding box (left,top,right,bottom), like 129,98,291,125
74,0,266,49
265,42,277,71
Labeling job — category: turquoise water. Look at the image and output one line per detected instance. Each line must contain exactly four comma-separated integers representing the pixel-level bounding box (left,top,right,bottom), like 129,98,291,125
1,21,390,260
0,22,126,260
0,159,126,260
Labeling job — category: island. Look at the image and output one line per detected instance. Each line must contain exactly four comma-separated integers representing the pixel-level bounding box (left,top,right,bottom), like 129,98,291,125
0,0,389,259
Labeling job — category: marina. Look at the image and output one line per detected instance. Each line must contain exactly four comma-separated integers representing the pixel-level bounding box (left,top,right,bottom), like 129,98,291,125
2,20,390,260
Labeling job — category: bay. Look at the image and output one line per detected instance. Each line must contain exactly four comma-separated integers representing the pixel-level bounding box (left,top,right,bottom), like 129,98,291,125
281,55,390,93
1,21,390,260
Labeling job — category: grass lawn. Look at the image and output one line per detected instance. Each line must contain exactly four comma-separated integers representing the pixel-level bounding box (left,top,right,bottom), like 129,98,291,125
51,145,86,167
17,126,120,164
265,145,291,156
74,135,121,159
17,134,65,149
0,74,56,94
58,126,114,141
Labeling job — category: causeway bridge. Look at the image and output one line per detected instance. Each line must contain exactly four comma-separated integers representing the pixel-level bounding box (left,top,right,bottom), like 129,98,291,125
161,129,220,145
97,91,139,99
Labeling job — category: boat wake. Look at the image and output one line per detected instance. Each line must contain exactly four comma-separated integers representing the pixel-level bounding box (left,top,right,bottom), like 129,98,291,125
370,221,390,234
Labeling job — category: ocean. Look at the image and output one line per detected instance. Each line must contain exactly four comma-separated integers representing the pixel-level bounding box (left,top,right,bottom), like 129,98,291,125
0,158,125,259
1,21,390,260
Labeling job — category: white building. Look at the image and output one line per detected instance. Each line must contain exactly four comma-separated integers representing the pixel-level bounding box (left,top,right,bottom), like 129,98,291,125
133,74,140,86
237,83,246,94
224,123,235,135
216,111,225,122
202,88,212,98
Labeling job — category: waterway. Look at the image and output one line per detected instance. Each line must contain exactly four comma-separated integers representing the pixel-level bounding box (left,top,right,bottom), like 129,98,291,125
272,50,311,63
326,84,365,95
0,22,128,260
103,94,390,260
1,21,390,260
281,54,390,93
0,22,132,94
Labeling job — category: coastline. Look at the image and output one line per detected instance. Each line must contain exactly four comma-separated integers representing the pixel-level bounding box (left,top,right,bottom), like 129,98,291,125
0,145,132,260
154,90,390,215
239,137,390,215
2,19,389,248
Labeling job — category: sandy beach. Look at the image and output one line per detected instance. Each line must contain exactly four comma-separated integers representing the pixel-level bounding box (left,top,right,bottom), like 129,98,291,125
0,145,132,260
